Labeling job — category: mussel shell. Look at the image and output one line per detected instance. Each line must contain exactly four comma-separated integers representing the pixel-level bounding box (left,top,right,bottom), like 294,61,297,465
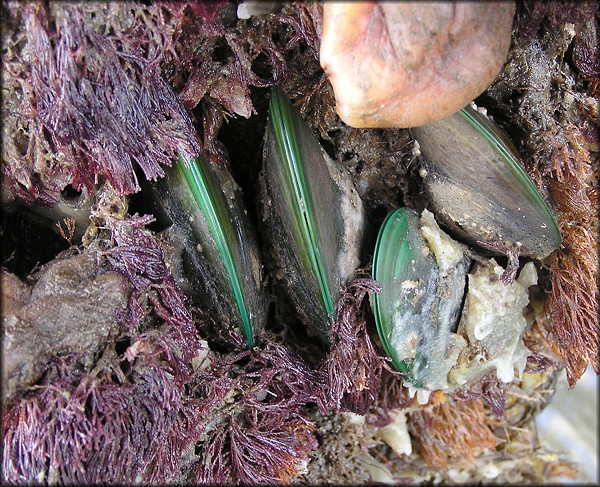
371,208,469,390
152,154,266,347
411,106,561,259
261,87,364,343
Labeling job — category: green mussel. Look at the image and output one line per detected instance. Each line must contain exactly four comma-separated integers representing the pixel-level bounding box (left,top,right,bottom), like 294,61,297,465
371,207,470,392
260,87,365,342
411,105,562,259
372,207,539,402
151,153,266,347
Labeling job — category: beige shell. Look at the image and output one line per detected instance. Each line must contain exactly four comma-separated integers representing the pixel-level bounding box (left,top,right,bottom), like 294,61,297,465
320,1,516,128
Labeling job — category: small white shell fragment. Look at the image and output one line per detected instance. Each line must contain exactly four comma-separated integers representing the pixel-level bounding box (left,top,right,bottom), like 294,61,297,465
377,410,412,457
228,84,253,118
412,140,422,158
254,389,268,401
452,260,538,385
358,454,396,484
407,384,433,405
237,0,278,20
191,340,211,371
293,457,310,476
344,411,366,425
420,209,464,272
480,461,500,480
416,388,432,405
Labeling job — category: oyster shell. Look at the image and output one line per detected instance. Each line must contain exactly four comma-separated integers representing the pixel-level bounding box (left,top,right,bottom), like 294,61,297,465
260,87,365,342
372,207,540,402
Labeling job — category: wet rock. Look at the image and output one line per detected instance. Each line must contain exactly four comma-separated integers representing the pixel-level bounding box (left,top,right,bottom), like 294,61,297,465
320,2,515,128
2,244,131,400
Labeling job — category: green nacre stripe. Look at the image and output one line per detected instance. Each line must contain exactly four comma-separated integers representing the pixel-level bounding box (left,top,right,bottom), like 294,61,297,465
270,87,335,317
371,208,413,374
177,154,254,347
459,107,561,240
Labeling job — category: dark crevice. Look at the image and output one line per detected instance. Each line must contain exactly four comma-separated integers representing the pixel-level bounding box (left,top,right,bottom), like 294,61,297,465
1,205,70,277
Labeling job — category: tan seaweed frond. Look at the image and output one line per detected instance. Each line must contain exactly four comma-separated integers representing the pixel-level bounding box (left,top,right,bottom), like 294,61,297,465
545,124,599,386
55,217,76,246
407,397,497,470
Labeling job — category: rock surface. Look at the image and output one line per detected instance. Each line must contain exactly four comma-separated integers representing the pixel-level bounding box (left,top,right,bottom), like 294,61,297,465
320,2,515,127
2,245,131,400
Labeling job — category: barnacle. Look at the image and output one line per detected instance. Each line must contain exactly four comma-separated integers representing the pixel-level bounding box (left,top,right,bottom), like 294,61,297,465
371,208,469,393
372,207,541,402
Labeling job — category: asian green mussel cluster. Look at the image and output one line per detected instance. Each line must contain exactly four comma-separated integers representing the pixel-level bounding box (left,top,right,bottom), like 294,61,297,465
149,89,561,403
44,88,562,399
147,86,365,347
